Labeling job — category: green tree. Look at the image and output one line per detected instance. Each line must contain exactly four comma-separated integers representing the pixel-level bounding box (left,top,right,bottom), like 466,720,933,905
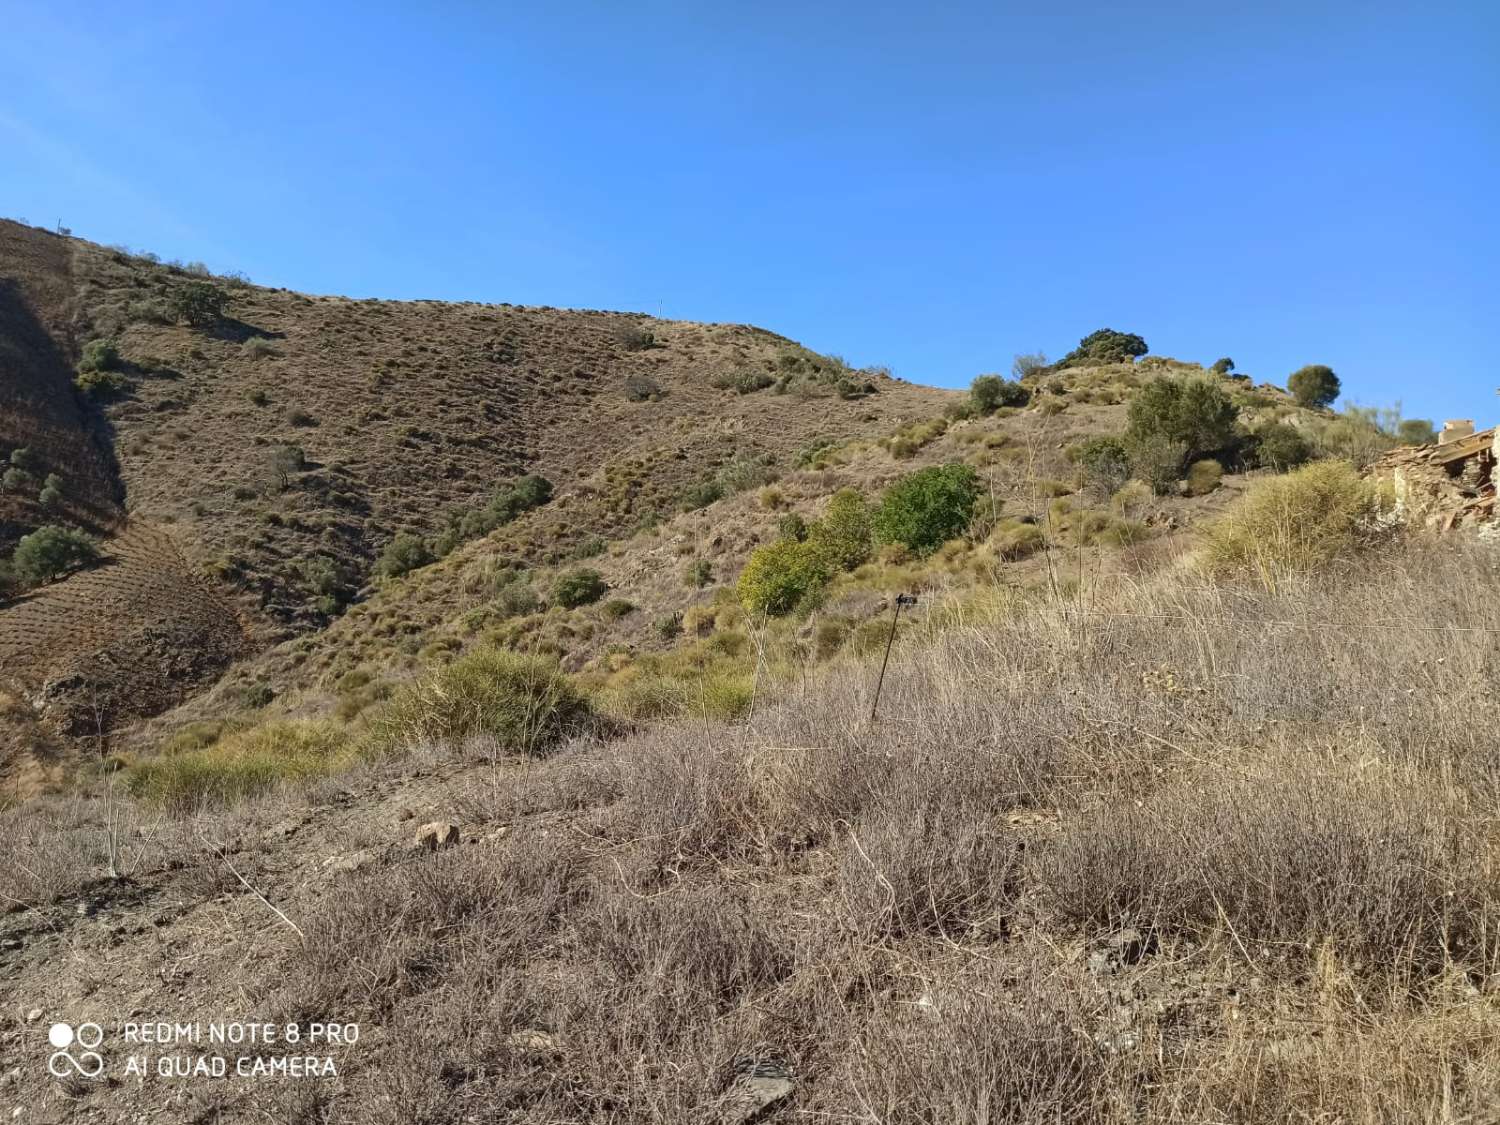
737,538,832,616
38,473,64,509
1397,418,1437,446
1210,357,1235,374
872,463,981,555
1287,364,1341,409
1,468,34,493
268,444,305,491
1061,328,1148,367
552,568,607,608
969,374,1029,414
1253,422,1311,471
12,525,98,586
809,488,873,570
1126,376,1240,471
9,447,40,473
1011,352,1048,378
169,281,229,327
1074,436,1131,495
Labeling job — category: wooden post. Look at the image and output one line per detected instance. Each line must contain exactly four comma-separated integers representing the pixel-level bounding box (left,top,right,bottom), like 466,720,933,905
870,594,917,721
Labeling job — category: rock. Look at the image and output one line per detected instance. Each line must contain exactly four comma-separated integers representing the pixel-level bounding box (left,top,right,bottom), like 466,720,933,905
506,1029,561,1054
412,821,461,851
324,850,376,874
1106,927,1154,965
723,1074,794,1123
25,1009,41,1022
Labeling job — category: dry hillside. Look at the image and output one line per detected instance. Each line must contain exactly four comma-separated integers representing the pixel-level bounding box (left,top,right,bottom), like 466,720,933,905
0,219,949,779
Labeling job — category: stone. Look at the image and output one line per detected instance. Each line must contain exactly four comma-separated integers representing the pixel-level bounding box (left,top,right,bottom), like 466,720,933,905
1107,927,1154,965
723,1074,794,1123
324,850,376,874
412,821,461,851
506,1029,561,1054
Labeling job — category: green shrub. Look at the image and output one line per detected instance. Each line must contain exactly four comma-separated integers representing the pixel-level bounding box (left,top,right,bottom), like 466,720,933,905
553,568,607,608
1126,376,1239,467
377,532,433,579
624,374,663,402
873,463,981,555
11,525,98,586
1126,433,1189,495
77,338,121,372
1210,357,1235,374
679,480,725,511
2,468,33,493
1185,459,1223,496
737,538,832,616
711,370,775,394
601,598,636,620
1288,364,1341,409
9,447,39,473
1074,436,1131,495
1199,461,1376,588
777,512,809,542
1060,328,1148,367
375,649,587,754
809,488,873,570
456,474,554,538
1253,422,1311,470
74,368,130,398
655,614,683,640
494,578,539,619
969,374,1029,414
169,281,229,327
615,324,655,351
127,721,352,811
684,558,713,588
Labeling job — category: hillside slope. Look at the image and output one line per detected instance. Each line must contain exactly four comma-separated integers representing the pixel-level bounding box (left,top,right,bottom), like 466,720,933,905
0,219,952,780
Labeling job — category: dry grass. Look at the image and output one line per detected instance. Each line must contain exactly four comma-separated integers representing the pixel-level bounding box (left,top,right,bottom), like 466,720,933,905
209,535,1500,1122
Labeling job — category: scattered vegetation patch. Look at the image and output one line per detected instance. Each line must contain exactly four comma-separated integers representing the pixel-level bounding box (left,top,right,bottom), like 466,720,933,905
374,649,588,754
127,721,352,811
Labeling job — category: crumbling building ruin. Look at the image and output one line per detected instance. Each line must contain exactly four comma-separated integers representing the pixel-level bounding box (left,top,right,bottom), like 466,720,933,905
1373,419,1497,530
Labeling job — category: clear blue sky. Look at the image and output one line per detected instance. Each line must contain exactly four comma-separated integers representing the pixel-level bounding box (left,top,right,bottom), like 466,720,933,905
3,1,1496,424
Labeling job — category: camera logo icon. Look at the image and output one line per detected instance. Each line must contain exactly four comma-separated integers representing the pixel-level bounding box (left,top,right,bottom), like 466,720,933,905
47,1022,105,1079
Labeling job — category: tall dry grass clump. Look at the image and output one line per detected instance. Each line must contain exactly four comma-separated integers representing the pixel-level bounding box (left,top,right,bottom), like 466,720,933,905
1197,458,1379,588
373,647,589,755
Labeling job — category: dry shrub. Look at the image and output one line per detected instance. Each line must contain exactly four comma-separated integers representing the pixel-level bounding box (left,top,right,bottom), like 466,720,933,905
833,957,1120,1124
1198,459,1377,588
1039,754,1497,977
280,831,582,1021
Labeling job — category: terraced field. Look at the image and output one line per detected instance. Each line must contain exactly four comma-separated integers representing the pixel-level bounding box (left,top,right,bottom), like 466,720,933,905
0,523,244,775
